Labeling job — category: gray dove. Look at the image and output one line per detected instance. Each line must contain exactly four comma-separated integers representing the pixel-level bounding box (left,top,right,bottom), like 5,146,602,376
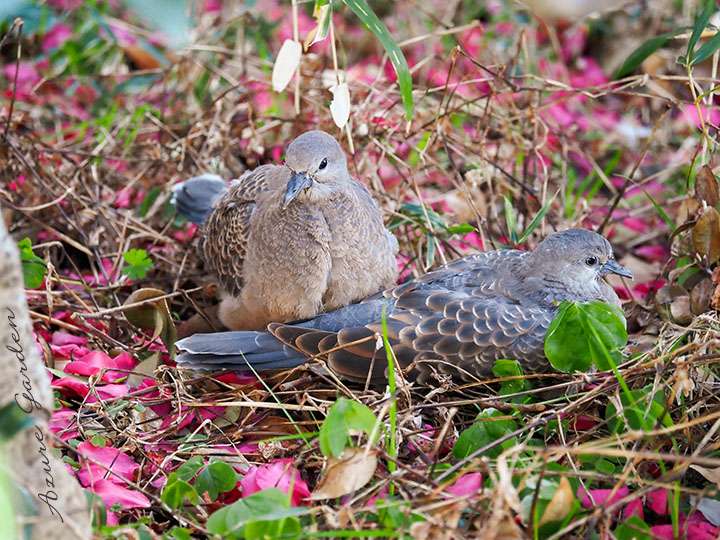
175,228,632,383
173,130,398,331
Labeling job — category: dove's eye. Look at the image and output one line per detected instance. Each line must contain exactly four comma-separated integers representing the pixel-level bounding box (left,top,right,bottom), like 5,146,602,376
585,256,599,266
318,158,328,170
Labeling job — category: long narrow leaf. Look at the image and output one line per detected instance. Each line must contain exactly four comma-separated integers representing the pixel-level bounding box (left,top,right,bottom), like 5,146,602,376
685,0,715,64
342,0,414,119
517,193,556,244
614,29,685,79
691,30,720,65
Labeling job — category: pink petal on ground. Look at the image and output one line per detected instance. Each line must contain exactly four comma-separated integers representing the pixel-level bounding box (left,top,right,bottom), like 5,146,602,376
76,441,140,484
681,104,720,129
621,217,649,233
650,525,674,539
647,489,668,515
51,343,90,359
635,245,669,262
203,0,222,12
48,0,83,9
571,415,598,431
86,479,150,509
86,383,130,402
42,23,73,52
623,498,644,520
52,331,87,346
52,377,90,397
445,473,482,497
48,408,79,442
3,62,40,94
212,372,258,386
242,459,310,506
461,231,484,251
114,187,133,209
579,486,629,509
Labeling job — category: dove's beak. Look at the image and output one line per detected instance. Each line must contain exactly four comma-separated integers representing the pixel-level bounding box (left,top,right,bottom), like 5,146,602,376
282,172,313,208
602,259,633,279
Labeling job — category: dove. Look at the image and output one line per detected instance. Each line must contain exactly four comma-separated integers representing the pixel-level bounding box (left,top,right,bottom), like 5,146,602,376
172,130,398,331
175,228,632,383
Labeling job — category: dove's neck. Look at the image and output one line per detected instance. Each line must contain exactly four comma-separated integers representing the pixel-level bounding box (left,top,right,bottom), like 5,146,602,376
516,258,621,307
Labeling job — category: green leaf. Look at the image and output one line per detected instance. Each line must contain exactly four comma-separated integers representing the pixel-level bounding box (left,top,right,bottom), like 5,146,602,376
318,397,379,458
161,474,198,509
341,0,413,120
491,359,528,395
452,408,517,459
606,385,673,433
614,29,685,79
544,301,627,373
165,527,192,540
0,402,35,442
122,248,154,280
614,516,652,540
207,488,306,539
175,456,204,481
685,0,716,65
516,196,554,244
691,30,720,65
446,223,476,235
644,191,675,230
503,196,517,243
195,460,238,501
17,237,47,289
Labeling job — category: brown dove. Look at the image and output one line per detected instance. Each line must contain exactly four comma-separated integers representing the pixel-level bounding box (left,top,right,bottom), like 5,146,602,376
173,130,398,331
175,228,632,383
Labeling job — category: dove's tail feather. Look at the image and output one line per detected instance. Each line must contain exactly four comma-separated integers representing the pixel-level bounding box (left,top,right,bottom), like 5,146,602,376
175,330,308,372
172,174,228,225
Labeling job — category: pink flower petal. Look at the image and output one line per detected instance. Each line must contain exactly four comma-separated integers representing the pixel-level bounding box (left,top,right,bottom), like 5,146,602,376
647,488,668,515
578,486,629,509
650,525,674,540
241,459,310,506
623,498,644,520
445,473,482,497
76,441,140,484
51,331,87,346
48,408,79,442
86,479,150,510
42,23,73,52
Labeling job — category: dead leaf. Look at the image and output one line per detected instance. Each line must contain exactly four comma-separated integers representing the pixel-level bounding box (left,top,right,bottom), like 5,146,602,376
123,45,162,70
303,2,331,50
126,353,161,388
691,465,720,488
695,165,720,207
310,448,377,500
712,268,720,310
272,39,301,92
691,278,714,315
122,288,177,359
329,82,350,129
692,207,720,263
539,476,574,525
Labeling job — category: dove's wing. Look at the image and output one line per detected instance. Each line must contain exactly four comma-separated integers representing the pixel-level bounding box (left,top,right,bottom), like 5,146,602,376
267,250,554,383
202,164,288,296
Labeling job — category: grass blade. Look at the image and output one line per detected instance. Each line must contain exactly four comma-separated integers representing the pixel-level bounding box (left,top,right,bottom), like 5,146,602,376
691,30,720,65
614,29,685,79
342,0,413,119
685,0,715,64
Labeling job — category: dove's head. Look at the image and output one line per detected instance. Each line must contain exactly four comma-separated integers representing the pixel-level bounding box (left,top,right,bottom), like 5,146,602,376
527,229,632,303
282,130,350,208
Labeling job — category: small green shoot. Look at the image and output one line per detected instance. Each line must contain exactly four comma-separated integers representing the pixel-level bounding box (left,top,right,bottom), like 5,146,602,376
18,237,47,289
319,398,380,458
122,248,154,280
